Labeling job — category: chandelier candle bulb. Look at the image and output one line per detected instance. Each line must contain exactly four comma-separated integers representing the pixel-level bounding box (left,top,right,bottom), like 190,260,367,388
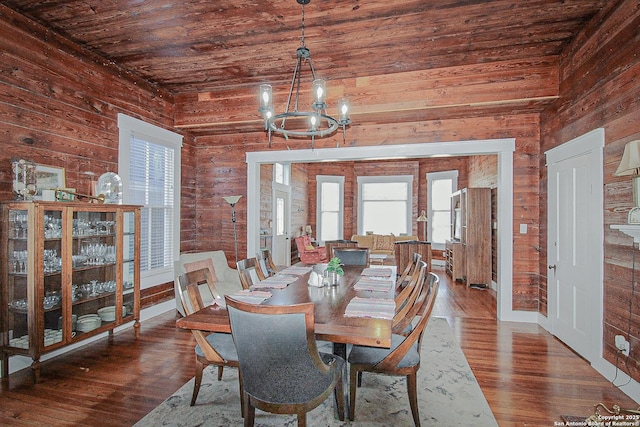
312,79,326,105
338,98,350,123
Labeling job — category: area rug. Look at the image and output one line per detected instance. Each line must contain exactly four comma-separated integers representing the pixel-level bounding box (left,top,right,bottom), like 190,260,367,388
135,317,497,426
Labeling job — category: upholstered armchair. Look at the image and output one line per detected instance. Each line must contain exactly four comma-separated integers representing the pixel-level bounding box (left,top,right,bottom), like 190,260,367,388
295,235,328,264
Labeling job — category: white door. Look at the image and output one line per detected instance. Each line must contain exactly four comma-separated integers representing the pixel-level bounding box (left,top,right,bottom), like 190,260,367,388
272,186,290,266
546,129,604,361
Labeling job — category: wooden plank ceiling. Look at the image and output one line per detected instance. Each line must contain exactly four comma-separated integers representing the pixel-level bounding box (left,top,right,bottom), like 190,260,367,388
3,0,610,136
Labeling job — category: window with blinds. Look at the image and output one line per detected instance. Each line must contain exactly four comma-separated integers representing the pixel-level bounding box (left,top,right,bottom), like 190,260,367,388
129,135,175,272
118,114,182,288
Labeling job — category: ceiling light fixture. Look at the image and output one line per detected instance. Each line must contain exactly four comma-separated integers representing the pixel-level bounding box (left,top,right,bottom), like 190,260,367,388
258,0,350,149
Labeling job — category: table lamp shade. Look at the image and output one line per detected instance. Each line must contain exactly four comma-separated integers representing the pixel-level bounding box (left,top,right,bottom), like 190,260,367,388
615,140,640,176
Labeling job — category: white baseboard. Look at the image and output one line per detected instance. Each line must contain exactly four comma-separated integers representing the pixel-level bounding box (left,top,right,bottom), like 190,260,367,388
592,355,640,403
3,300,176,377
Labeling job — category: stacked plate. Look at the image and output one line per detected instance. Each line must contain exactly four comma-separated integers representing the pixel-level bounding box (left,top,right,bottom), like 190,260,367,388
97,305,126,322
76,314,101,332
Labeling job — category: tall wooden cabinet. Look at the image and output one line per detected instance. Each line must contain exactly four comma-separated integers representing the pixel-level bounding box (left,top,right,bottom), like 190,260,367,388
0,201,141,381
450,188,491,287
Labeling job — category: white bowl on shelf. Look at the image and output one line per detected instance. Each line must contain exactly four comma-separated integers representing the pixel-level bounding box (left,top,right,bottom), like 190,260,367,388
76,316,101,332
97,305,125,322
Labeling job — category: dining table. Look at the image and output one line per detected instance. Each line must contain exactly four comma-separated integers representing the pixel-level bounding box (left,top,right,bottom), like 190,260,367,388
176,264,397,359
176,263,397,421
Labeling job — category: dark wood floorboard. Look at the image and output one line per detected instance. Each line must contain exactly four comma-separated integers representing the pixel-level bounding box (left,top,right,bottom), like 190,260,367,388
1,266,637,426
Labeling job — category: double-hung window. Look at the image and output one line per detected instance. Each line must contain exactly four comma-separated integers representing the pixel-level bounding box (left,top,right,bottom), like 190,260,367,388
316,175,344,243
357,175,413,235
427,170,458,251
118,114,182,289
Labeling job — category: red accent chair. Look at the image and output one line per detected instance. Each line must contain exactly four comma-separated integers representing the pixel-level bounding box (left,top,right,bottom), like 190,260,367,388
295,235,328,264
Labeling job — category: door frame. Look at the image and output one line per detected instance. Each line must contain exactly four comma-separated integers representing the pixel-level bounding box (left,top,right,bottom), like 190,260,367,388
544,127,604,362
246,139,526,321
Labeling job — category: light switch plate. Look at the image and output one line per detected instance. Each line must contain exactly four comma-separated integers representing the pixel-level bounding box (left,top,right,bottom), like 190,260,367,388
519,224,528,234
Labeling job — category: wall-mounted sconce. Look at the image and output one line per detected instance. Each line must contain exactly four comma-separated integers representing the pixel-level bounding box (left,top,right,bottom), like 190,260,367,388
614,140,640,222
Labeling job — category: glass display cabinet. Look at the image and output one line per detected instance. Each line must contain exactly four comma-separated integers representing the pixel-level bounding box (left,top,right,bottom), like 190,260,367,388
0,201,140,382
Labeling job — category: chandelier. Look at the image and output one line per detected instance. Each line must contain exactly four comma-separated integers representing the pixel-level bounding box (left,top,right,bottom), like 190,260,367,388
258,0,351,148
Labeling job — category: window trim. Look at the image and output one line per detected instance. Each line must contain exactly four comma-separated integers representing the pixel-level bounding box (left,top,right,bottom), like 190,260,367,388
117,113,182,289
357,175,413,235
427,170,458,251
316,175,345,243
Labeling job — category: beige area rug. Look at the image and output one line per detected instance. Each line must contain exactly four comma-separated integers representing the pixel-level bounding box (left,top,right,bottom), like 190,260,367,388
135,317,497,426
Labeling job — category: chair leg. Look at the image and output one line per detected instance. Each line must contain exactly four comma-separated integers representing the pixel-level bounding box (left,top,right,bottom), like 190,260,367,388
334,365,346,421
349,365,359,421
238,372,245,418
217,365,224,381
243,394,254,427
297,412,307,427
190,359,205,406
407,373,420,427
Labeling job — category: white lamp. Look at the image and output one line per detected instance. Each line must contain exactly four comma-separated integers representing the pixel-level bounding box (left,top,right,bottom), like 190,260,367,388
615,140,640,176
223,195,242,262
416,210,428,241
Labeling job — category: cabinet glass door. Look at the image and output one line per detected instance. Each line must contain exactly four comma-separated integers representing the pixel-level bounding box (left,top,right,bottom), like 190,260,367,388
122,210,136,320
71,210,117,338
42,208,64,349
6,208,31,350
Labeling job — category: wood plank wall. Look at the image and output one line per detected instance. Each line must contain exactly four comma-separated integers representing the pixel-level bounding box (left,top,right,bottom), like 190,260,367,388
540,0,640,379
197,112,540,311
0,7,195,301
0,2,543,318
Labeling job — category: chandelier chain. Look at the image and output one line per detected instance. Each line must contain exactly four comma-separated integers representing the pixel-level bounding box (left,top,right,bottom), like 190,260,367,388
300,3,306,48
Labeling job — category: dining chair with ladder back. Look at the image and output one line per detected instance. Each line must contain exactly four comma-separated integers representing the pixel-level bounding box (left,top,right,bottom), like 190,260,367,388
356,261,426,388
348,272,440,427
225,297,346,427
236,257,264,289
333,248,369,266
396,253,422,292
392,261,427,331
177,268,241,408
394,271,439,336
256,248,279,278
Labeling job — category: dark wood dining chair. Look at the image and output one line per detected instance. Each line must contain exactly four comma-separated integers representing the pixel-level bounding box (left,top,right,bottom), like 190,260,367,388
255,249,278,278
348,272,440,427
177,268,241,408
333,248,369,266
225,297,346,427
236,257,264,288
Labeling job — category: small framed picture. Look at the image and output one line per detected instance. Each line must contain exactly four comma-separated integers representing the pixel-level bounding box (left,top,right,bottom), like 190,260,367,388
35,165,65,198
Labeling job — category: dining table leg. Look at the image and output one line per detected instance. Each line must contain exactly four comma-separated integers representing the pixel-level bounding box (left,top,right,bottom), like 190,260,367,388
333,342,348,420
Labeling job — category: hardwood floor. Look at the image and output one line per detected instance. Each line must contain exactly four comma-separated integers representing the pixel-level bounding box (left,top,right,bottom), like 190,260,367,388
1,266,637,426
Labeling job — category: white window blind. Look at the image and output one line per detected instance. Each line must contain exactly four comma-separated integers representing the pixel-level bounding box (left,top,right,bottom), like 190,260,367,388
129,134,175,271
118,114,181,288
